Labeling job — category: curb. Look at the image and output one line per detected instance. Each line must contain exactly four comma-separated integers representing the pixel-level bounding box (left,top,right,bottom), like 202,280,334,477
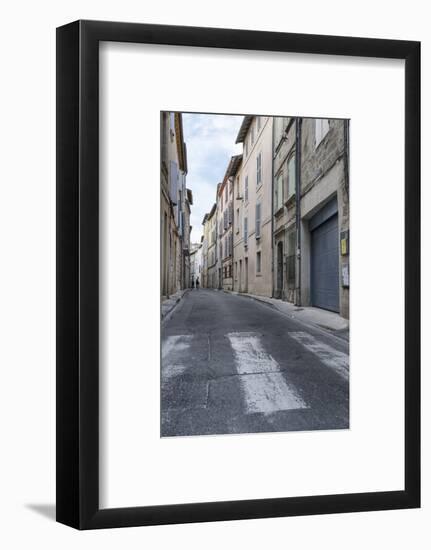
161,289,190,323
225,290,349,343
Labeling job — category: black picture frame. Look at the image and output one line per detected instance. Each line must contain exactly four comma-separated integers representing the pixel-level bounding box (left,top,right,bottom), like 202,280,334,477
56,20,420,529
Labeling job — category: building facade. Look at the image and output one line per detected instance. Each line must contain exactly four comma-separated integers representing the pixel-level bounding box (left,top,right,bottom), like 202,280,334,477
234,116,273,297
160,112,192,298
298,118,349,318
272,117,298,302
205,204,218,288
196,115,349,320
217,155,241,292
189,242,202,287
272,117,349,318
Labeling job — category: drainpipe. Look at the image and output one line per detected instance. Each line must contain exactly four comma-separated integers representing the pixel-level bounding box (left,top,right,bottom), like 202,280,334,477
344,119,350,199
295,117,302,307
271,117,275,298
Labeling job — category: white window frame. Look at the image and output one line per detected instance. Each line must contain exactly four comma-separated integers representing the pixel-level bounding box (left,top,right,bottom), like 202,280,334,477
287,154,296,198
315,118,330,147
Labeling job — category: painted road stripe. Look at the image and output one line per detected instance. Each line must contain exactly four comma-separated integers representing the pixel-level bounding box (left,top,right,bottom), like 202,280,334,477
161,335,193,379
226,332,279,374
289,331,349,380
227,332,306,414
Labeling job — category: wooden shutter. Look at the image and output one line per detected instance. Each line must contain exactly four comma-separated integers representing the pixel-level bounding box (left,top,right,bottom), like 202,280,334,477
288,156,296,197
256,203,261,238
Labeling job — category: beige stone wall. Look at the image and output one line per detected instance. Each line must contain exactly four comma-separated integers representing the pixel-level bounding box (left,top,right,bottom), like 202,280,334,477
160,112,191,297
235,116,273,297
300,118,349,319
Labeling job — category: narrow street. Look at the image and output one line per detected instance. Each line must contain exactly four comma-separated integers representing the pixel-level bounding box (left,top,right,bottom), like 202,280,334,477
161,289,349,437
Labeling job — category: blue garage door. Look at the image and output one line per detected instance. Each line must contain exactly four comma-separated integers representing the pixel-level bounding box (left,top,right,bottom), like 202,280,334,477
310,204,339,312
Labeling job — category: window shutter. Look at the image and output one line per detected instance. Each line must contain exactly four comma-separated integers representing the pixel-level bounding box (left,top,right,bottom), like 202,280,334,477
244,217,248,245
169,161,178,204
256,203,261,238
256,155,259,185
288,156,296,197
245,176,249,201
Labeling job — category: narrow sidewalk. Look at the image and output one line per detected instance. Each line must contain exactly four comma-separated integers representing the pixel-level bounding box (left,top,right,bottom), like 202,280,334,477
161,289,189,321
226,290,349,340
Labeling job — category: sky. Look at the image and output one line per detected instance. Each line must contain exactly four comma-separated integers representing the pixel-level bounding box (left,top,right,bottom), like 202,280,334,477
182,113,243,244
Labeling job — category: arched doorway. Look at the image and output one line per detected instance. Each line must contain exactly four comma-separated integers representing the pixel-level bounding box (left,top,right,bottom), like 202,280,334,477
277,241,283,299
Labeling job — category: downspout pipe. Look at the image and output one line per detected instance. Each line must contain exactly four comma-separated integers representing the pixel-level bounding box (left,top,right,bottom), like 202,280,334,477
295,117,302,307
344,119,350,198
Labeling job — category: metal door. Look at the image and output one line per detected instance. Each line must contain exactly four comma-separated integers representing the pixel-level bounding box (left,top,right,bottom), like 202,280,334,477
310,212,339,312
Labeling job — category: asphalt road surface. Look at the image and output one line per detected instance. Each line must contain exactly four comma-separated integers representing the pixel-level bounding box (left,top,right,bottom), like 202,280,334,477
161,289,349,437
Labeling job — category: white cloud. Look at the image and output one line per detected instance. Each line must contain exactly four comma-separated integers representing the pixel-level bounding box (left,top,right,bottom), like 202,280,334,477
183,113,243,243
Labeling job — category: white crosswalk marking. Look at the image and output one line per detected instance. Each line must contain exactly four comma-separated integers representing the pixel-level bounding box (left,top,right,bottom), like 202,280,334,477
289,331,349,380
227,332,306,414
161,335,193,379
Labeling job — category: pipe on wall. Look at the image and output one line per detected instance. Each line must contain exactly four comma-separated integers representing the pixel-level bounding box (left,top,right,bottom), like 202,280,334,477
295,117,302,307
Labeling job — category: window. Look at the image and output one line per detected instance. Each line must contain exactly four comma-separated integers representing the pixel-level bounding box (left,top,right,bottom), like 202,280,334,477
315,118,329,147
275,172,283,211
256,152,262,186
245,139,248,157
245,176,249,201
256,251,261,273
225,186,228,203
236,209,240,233
255,203,261,239
287,155,296,198
219,243,222,260
235,262,238,280
244,217,248,246
251,124,255,145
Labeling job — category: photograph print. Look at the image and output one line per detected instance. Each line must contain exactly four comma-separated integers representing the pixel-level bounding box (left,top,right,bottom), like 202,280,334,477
161,112,350,437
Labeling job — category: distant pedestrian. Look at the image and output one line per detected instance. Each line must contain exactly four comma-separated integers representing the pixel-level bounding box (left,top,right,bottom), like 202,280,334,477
196,277,200,290
191,277,195,289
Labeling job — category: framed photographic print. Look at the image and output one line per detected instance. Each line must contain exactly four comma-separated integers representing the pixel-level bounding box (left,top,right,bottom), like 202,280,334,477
56,20,420,529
